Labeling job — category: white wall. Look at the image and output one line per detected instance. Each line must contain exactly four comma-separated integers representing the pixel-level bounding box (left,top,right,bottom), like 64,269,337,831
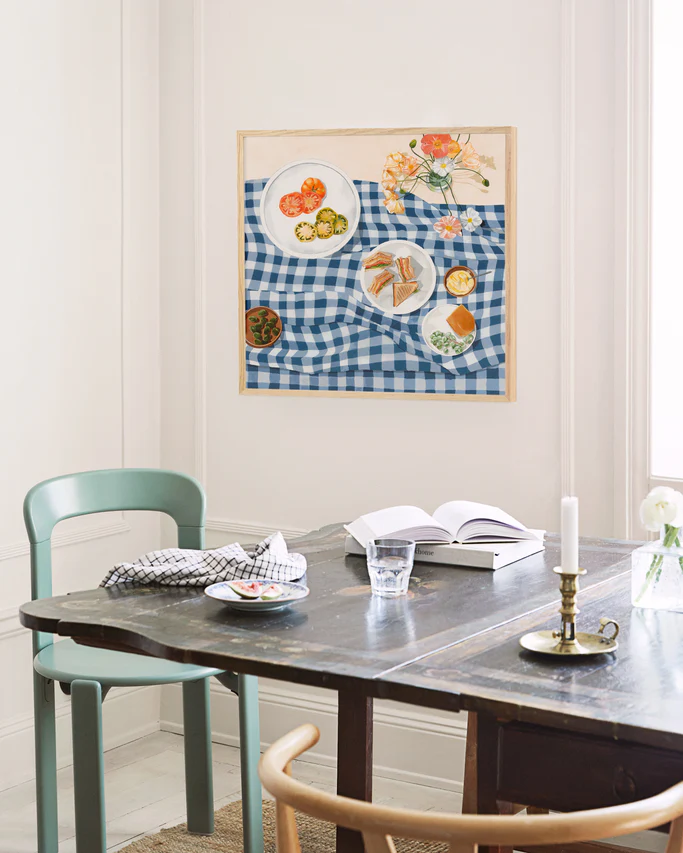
0,0,624,800
161,0,619,541
0,0,162,792
157,0,621,794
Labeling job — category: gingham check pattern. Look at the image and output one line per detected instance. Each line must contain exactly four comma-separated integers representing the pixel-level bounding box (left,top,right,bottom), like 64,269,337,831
245,179,506,395
100,532,307,587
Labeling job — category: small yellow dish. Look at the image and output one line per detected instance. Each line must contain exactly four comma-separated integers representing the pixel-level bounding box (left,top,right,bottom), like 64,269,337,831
444,266,476,297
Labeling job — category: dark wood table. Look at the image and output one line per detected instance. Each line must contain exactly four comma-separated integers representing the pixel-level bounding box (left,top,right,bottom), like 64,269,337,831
22,524,676,853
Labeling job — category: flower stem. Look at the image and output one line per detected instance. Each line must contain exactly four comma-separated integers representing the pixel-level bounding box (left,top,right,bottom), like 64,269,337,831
439,186,452,215
447,184,461,212
453,166,489,183
635,523,681,603
411,150,433,167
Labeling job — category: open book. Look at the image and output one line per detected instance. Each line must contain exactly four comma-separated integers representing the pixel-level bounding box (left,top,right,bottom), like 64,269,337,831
344,501,541,548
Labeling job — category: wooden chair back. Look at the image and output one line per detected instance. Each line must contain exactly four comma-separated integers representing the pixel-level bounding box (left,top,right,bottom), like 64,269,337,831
258,724,683,853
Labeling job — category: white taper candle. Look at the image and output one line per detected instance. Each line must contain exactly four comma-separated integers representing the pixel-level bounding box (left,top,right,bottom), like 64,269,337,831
561,496,579,574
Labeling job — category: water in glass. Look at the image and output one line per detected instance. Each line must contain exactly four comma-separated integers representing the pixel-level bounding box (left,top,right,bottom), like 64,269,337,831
366,538,416,598
368,556,412,597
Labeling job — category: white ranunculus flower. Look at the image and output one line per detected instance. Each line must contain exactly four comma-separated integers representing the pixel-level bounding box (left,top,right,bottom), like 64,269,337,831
639,486,683,531
431,157,455,178
460,207,483,232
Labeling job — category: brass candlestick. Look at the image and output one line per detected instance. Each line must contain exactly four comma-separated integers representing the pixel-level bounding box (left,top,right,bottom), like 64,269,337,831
520,567,620,657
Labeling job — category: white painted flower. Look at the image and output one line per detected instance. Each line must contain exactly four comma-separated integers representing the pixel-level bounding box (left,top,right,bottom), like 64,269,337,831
639,486,683,531
460,207,483,232
431,158,455,178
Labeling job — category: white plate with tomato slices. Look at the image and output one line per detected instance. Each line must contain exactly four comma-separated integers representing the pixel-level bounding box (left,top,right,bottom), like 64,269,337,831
204,579,310,613
259,159,360,259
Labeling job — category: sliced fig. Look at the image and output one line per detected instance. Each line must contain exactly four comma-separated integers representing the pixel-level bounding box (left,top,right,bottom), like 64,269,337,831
228,580,262,599
260,583,284,600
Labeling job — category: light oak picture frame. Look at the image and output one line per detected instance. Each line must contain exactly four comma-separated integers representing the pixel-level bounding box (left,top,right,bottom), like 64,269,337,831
238,127,516,401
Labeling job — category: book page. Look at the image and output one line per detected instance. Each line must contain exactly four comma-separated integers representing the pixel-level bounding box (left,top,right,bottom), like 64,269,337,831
432,501,529,541
345,505,450,547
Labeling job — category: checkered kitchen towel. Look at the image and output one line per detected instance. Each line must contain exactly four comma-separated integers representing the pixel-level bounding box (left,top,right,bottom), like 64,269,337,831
100,532,307,588
244,179,506,395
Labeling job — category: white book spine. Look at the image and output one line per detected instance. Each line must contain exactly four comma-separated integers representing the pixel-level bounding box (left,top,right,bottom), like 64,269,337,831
412,543,496,569
343,535,545,571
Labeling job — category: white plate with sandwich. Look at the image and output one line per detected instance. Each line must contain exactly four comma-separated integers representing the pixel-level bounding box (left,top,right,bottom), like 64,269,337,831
359,240,436,315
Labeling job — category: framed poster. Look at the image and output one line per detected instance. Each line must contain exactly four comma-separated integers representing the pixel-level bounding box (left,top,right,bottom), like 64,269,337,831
238,127,516,400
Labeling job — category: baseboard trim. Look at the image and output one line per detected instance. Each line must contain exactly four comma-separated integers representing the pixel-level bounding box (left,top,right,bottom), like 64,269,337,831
242,682,467,738
160,681,466,795
0,683,150,742
0,684,160,792
162,713,463,794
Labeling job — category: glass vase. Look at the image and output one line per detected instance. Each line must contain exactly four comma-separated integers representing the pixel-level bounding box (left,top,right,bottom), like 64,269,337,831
631,531,683,612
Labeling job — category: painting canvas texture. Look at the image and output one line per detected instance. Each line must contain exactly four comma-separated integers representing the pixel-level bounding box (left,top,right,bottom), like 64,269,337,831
238,128,516,399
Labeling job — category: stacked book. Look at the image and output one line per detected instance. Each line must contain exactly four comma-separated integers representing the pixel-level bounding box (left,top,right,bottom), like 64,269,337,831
344,501,545,570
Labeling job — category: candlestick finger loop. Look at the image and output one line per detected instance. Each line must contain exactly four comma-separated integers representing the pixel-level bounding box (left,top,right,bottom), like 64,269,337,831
598,617,620,641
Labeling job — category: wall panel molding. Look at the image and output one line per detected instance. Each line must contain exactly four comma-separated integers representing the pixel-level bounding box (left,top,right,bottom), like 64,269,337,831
560,0,577,498
0,518,130,564
206,517,307,541
0,607,25,642
613,0,651,538
193,0,207,486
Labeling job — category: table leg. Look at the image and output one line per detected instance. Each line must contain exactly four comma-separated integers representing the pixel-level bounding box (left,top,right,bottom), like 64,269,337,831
462,711,478,814
336,690,373,853
473,712,511,853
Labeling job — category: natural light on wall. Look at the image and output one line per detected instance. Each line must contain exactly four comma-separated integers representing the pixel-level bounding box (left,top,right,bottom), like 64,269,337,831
651,0,683,480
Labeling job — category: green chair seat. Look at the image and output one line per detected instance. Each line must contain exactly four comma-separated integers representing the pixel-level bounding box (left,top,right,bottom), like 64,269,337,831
34,639,222,687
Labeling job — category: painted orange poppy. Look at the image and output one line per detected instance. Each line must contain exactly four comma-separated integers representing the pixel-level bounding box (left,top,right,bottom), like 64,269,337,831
421,134,452,158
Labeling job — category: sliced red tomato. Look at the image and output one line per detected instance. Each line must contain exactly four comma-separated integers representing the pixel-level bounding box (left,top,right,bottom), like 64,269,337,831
301,177,326,199
301,191,322,213
279,192,304,217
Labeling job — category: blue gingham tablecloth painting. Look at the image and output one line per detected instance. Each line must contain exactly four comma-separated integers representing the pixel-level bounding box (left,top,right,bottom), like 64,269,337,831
244,179,506,395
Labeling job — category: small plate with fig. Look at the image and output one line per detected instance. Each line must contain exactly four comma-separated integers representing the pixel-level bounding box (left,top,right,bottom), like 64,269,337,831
204,579,309,613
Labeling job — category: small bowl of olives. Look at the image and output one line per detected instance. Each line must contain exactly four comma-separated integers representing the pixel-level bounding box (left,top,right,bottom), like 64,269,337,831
245,306,283,348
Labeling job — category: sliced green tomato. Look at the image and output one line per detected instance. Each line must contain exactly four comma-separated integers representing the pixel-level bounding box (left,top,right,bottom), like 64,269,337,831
315,207,337,224
294,220,317,243
333,214,348,235
315,220,334,239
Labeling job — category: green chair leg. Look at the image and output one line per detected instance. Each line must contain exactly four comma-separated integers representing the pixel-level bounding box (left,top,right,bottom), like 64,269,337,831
71,680,106,853
182,678,214,834
34,670,58,853
238,674,264,853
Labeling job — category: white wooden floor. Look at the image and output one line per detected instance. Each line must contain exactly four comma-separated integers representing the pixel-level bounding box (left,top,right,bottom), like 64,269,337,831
0,731,667,853
0,731,457,852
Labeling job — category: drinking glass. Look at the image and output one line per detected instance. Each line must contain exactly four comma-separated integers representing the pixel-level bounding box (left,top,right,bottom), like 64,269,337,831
366,538,416,598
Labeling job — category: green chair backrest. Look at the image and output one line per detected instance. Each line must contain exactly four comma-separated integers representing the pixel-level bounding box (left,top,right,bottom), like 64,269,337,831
24,468,206,652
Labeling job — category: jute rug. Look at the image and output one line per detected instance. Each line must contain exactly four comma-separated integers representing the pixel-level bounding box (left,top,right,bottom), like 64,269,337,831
119,798,447,852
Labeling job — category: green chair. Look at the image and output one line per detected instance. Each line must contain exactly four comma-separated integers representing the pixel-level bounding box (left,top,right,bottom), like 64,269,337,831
24,468,264,853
